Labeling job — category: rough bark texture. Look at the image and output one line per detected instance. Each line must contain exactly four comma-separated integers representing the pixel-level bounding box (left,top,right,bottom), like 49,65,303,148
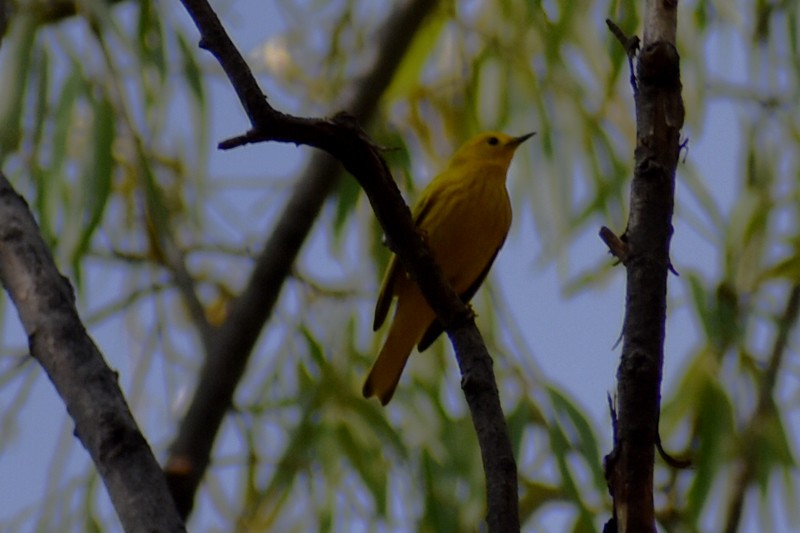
605,1,684,531
0,174,185,533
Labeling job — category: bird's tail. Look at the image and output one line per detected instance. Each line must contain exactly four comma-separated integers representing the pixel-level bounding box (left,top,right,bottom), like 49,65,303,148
362,291,434,405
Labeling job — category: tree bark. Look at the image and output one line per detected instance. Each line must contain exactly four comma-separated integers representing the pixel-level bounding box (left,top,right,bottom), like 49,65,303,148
167,0,441,519
0,173,185,533
604,1,684,531
175,1,520,530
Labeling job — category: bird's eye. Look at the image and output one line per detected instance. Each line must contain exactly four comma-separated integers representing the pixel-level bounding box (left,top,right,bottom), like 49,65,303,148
487,136,499,146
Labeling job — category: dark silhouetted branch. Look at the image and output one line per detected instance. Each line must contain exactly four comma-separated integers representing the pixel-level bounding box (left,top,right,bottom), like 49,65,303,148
169,0,446,518
171,0,520,530
0,172,185,532
603,1,685,531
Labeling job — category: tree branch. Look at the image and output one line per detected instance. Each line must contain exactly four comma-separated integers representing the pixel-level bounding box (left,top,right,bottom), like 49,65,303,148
167,0,440,517
160,237,214,347
603,1,684,531
171,1,519,530
0,172,185,532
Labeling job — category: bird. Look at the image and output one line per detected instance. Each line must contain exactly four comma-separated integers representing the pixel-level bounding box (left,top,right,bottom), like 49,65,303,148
363,131,534,405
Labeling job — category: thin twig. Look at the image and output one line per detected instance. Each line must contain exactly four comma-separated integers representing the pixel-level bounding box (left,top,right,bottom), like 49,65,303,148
172,1,519,530
599,226,629,264
606,18,640,93
168,0,440,517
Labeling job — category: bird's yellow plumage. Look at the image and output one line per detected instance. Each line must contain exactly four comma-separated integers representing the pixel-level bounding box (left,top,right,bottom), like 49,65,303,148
363,131,534,405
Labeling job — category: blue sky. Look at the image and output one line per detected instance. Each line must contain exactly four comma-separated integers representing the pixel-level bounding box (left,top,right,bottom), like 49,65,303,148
0,2,796,532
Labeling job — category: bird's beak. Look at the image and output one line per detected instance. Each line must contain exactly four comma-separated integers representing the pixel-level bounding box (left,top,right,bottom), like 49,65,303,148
508,132,536,147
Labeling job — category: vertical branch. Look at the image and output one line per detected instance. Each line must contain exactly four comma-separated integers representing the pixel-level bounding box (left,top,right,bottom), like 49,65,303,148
603,1,684,531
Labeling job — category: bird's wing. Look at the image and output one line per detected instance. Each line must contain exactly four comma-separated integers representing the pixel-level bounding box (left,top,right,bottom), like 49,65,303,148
416,243,503,352
373,178,444,331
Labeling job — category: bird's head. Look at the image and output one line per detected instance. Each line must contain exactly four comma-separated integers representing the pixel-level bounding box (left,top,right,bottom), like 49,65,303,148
449,131,535,169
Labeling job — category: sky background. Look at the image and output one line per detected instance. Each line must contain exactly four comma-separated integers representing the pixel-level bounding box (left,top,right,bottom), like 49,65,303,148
0,2,794,532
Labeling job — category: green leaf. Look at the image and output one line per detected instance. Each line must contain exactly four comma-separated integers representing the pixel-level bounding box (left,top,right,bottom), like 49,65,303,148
506,401,532,459
177,32,205,110
383,12,446,101
72,95,115,282
83,475,104,533
421,451,461,532
0,14,38,157
790,7,800,83
138,154,171,263
687,278,707,335
713,281,741,350
686,377,735,521
546,385,605,489
30,45,50,151
519,480,565,523
248,401,319,528
332,175,361,240
36,62,87,250
51,62,85,174
301,325,327,368
536,386,600,527
751,404,795,491
760,251,800,284
570,512,598,533
685,272,745,354
137,0,167,82
347,393,406,458
681,164,726,238
335,425,388,515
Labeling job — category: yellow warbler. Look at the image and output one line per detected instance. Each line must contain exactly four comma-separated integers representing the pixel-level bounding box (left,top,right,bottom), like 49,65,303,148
363,131,534,405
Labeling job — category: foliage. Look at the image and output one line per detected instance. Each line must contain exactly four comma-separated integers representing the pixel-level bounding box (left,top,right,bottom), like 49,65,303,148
0,0,798,531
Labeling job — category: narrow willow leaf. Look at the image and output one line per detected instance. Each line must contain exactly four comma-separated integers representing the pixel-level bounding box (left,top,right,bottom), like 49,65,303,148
72,95,116,282
0,14,37,156
519,480,565,524
686,378,735,521
383,12,446,102
335,425,388,515
177,32,206,116
547,385,605,489
137,0,167,83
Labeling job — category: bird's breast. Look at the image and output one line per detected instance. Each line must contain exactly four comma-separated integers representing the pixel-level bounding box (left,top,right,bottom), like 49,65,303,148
421,172,512,292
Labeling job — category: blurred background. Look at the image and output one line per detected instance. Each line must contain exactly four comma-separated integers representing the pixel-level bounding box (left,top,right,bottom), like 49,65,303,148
0,0,798,531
